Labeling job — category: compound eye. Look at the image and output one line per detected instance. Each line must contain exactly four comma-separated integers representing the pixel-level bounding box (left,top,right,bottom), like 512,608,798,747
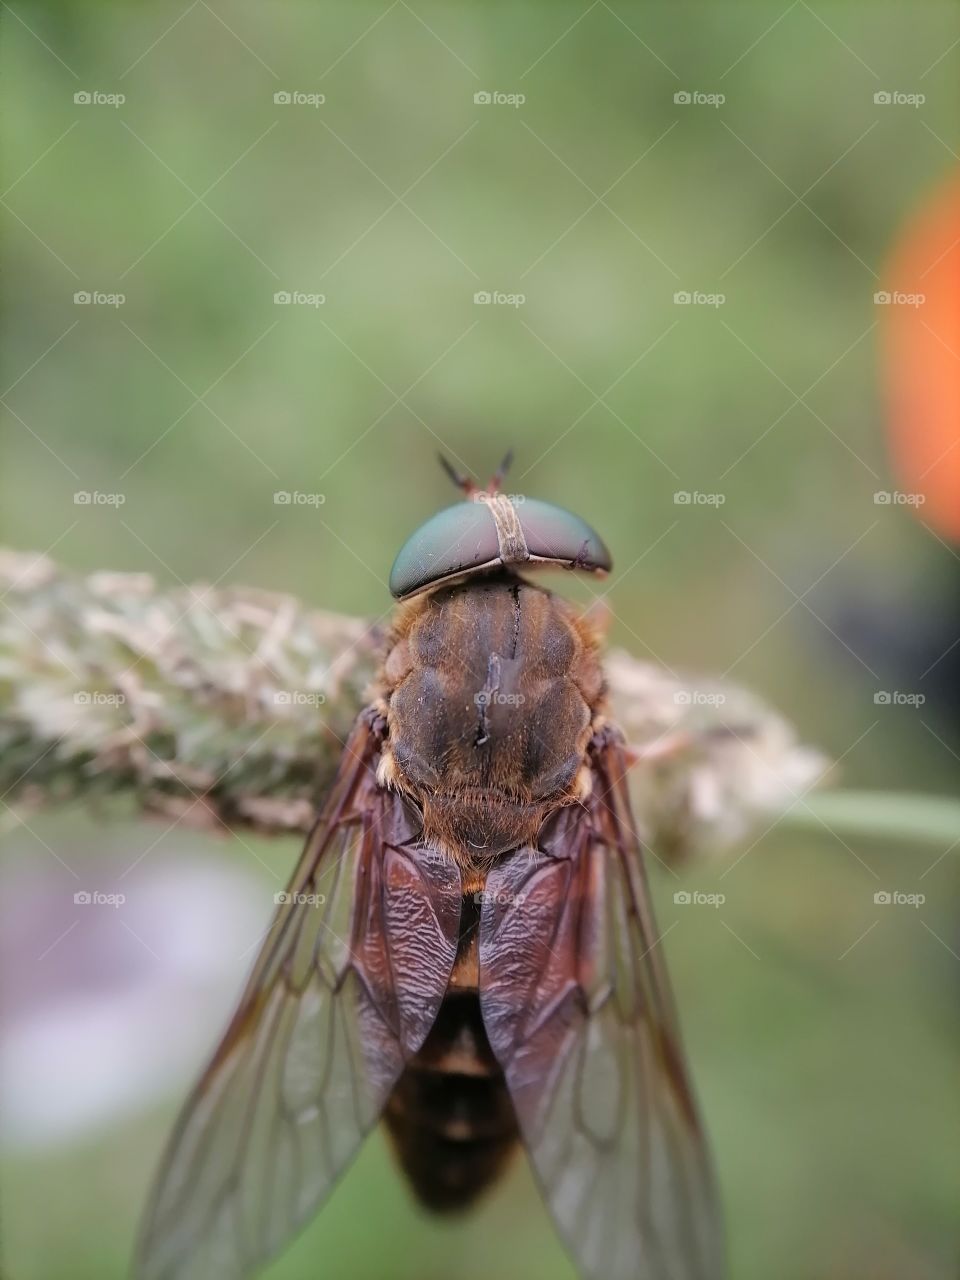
518,499,612,573
389,495,612,599
389,502,500,599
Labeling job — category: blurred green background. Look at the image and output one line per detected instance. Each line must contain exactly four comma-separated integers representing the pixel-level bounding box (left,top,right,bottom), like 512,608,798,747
2,2,959,1278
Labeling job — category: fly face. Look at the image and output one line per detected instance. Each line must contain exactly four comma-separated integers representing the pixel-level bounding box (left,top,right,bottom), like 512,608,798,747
388,450,612,600
136,456,725,1280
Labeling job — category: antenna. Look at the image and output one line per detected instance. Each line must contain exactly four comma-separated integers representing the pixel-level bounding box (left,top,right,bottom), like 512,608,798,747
437,451,515,497
437,453,477,497
490,449,513,493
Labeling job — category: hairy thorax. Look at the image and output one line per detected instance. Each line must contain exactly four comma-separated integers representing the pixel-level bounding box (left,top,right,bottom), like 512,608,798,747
376,572,606,871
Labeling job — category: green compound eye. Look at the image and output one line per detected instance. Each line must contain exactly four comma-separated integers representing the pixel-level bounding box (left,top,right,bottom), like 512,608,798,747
389,495,612,599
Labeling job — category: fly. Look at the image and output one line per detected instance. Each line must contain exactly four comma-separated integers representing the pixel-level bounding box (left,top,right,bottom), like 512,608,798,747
135,454,724,1280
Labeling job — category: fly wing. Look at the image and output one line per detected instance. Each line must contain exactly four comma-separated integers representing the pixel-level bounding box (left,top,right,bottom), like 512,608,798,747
136,715,462,1280
479,735,723,1280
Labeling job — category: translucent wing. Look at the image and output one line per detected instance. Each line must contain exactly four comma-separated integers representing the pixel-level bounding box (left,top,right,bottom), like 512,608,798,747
479,734,724,1280
136,715,462,1280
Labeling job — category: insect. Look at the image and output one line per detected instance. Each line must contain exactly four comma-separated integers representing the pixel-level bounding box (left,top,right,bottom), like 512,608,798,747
136,454,724,1280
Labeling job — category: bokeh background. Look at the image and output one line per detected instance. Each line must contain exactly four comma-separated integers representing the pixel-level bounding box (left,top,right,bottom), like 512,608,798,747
2,2,959,1278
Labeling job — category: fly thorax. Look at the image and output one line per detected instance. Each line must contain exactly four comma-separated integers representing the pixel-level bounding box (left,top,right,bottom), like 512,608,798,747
380,574,605,861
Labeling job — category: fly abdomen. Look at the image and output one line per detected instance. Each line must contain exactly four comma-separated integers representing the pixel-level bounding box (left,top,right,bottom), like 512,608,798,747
384,993,519,1212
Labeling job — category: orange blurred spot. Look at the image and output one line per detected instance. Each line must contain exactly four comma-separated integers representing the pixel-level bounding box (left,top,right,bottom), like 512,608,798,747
883,174,960,540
